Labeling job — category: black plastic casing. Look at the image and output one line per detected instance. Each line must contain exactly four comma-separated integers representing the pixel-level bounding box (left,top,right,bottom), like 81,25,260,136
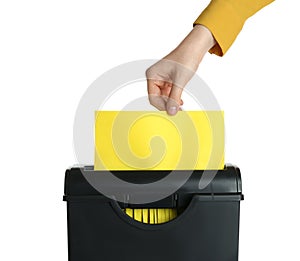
64,164,243,261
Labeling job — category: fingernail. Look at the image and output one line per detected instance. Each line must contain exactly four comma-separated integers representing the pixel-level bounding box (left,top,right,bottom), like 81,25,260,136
168,106,177,115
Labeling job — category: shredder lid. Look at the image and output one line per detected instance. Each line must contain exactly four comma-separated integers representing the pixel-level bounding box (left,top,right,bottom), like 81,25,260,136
64,164,242,199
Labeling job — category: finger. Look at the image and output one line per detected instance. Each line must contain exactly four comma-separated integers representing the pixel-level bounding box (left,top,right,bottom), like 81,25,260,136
160,82,172,98
148,94,166,111
147,79,166,111
166,85,184,116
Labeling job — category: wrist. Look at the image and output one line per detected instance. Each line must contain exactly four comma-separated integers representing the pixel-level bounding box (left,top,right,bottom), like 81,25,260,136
192,24,216,51
166,25,216,71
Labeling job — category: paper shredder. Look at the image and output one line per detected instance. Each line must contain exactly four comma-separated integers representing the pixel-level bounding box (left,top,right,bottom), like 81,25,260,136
63,164,243,261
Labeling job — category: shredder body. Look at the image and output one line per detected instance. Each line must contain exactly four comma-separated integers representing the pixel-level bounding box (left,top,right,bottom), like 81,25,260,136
63,165,243,261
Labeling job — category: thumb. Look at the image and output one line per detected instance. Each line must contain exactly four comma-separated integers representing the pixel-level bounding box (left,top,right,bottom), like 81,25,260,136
166,85,183,116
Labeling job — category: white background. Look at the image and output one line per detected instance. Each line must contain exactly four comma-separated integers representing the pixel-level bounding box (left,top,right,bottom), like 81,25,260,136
0,0,299,260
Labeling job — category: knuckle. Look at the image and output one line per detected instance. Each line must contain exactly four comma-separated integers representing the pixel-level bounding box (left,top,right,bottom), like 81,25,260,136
145,67,154,78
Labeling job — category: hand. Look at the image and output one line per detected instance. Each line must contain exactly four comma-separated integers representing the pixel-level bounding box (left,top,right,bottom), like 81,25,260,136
146,25,216,115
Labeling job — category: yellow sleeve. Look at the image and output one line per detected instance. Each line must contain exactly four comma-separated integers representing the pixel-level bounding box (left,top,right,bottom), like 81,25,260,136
194,0,274,56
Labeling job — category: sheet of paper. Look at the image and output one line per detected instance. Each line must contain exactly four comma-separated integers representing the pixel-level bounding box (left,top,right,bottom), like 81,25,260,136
95,111,224,170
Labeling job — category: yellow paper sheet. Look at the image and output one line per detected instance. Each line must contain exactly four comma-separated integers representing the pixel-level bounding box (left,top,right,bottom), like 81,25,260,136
95,111,224,170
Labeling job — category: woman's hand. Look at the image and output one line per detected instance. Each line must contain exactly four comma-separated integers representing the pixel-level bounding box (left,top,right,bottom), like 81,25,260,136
146,24,216,115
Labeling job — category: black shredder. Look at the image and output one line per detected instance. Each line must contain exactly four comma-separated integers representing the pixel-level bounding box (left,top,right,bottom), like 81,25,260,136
63,164,244,261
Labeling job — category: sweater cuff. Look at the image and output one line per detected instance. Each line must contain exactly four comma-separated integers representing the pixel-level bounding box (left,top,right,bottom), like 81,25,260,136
193,0,246,56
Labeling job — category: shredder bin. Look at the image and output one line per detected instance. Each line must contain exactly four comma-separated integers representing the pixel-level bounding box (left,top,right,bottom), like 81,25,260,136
63,164,243,261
